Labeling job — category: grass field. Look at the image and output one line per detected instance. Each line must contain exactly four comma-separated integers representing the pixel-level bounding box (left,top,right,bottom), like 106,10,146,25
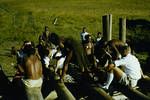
0,0,150,76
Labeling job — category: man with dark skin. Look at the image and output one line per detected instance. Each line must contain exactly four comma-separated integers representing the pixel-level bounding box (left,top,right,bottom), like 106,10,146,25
83,34,97,70
57,37,87,81
48,34,88,82
18,41,44,100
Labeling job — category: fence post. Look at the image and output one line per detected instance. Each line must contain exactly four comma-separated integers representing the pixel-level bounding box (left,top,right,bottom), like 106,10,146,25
102,14,112,41
119,18,126,43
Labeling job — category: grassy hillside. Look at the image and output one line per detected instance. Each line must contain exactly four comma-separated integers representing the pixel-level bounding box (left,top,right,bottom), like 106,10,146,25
0,0,150,75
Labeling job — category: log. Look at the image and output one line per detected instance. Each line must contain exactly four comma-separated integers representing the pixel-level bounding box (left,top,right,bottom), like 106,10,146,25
48,69,76,100
116,84,150,100
55,82,76,100
80,82,113,100
138,77,150,92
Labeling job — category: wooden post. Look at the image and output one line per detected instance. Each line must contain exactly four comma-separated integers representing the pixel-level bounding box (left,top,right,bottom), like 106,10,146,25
109,14,112,41
119,18,126,43
102,14,112,41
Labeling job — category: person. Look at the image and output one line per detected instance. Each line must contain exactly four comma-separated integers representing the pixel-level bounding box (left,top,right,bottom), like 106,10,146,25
16,41,34,74
49,34,89,82
16,41,44,100
93,39,126,89
96,32,103,43
83,34,97,70
11,46,17,56
53,48,66,77
103,45,143,89
105,39,127,60
39,26,50,45
80,27,90,44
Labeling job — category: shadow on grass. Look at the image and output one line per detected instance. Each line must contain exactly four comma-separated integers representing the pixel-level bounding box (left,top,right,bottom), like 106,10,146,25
126,19,150,52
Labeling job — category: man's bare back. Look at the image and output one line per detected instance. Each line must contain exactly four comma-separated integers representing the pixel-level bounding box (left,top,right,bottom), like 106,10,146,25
23,54,42,80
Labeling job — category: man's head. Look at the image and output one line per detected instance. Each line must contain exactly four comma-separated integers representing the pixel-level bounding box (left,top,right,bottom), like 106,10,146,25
48,33,59,46
45,26,49,31
97,32,102,37
85,34,92,42
120,45,131,57
82,27,87,32
23,41,36,56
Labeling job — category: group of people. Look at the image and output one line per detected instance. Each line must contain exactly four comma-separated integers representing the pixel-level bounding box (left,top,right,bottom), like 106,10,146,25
76,27,148,94
13,26,148,99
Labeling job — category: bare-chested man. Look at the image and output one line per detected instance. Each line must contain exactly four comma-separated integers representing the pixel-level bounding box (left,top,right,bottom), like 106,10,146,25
105,39,127,60
18,41,44,100
49,34,88,82
83,34,97,70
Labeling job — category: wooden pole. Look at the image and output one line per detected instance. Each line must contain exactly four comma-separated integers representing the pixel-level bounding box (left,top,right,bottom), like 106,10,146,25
55,82,76,100
93,86,113,100
102,14,112,41
80,82,113,100
138,77,150,92
108,14,112,41
47,69,76,100
117,84,150,100
119,18,126,43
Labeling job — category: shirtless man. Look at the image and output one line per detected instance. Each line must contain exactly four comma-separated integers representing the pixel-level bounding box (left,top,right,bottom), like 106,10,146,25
49,34,88,82
105,39,127,60
19,41,44,100
83,34,97,70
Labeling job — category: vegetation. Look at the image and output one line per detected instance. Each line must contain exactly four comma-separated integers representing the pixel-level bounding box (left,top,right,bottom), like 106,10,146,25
0,0,150,76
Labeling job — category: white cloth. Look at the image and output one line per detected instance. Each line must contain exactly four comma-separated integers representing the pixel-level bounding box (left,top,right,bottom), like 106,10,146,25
43,56,50,68
96,37,102,42
55,52,62,57
119,73,138,87
50,49,57,59
64,74,75,83
22,78,43,88
54,51,65,69
54,51,66,72
56,57,66,69
81,32,89,41
114,53,142,80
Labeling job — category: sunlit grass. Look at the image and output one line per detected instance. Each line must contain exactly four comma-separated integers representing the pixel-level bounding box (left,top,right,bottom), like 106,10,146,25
0,0,150,76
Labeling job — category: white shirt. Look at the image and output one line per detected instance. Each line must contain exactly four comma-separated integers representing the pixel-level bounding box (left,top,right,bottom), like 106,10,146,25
57,57,66,69
43,56,50,68
96,37,102,42
50,48,57,59
81,32,89,41
114,53,142,80
54,51,66,69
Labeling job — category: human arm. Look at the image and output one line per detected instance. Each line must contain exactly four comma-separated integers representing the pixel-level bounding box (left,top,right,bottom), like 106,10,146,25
140,67,149,79
61,50,73,81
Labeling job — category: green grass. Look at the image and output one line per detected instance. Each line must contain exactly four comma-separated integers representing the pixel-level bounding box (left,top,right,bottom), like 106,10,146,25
0,0,150,76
